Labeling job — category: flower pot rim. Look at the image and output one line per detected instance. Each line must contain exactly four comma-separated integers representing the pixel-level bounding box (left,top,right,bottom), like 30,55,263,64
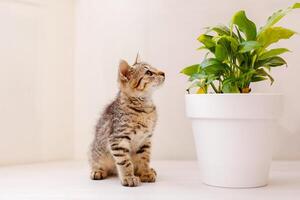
186,93,283,96
185,93,283,119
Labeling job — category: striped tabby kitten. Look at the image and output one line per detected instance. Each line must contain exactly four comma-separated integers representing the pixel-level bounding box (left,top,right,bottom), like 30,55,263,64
89,56,165,187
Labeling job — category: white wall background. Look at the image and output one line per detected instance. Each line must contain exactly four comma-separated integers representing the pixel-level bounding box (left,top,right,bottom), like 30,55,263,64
74,0,300,160
1,0,299,165
0,0,74,165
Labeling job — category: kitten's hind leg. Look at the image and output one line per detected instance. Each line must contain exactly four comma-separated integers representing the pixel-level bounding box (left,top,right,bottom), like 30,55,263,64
89,152,112,180
90,168,108,180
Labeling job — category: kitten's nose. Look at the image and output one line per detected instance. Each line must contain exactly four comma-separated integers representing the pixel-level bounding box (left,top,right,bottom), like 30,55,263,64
158,72,165,77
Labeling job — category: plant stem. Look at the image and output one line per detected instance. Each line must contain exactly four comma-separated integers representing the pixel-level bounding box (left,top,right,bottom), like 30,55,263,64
210,82,219,93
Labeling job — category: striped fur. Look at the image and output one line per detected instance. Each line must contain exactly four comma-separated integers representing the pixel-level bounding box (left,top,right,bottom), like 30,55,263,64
89,57,165,187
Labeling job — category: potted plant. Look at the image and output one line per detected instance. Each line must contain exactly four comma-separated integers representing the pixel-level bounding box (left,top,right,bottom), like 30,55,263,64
181,3,299,188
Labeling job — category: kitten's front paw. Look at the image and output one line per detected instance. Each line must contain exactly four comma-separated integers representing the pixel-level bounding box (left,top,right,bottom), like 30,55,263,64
140,168,157,182
121,175,141,187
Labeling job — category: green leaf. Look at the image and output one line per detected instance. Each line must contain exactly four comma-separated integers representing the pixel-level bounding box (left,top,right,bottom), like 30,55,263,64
201,58,221,68
180,64,201,76
260,3,300,33
239,41,262,53
235,26,245,42
196,46,208,50
256,56,287,68
237,69,256,87
201,58,230,75
266,57,287,67
251,75,268,82
231,10,257,41
255,68,274,84
257,27,295,48
188,73,207,81
293,3,300,8
210,25,231,35
215,44,228,61
207,25,238,38
206,74,218,84
258,48,290,60
197,34,215,48
222,78,240,93
216,35,239,53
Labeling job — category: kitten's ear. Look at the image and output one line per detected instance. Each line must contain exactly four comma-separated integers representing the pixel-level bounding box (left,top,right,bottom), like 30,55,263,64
119,59,131,81
133,52,141,65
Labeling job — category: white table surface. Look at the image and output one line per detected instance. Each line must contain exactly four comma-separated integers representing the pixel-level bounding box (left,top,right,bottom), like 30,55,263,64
0,160,299,200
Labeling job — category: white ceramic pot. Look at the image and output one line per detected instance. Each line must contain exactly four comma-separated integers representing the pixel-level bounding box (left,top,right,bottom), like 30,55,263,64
185,94,283,188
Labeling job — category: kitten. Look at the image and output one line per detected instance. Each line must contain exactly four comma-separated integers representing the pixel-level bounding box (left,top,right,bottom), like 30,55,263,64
89,55,165,187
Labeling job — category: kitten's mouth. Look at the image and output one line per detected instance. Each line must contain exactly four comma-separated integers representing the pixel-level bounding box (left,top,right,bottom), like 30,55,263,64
160,76,165,84
156,79,165,87
158,72,165,85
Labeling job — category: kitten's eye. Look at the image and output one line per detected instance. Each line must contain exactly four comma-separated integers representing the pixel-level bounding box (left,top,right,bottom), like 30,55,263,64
146,70,153,76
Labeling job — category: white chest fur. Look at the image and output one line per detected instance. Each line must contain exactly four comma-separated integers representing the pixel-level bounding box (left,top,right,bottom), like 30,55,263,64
130,132,150,152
